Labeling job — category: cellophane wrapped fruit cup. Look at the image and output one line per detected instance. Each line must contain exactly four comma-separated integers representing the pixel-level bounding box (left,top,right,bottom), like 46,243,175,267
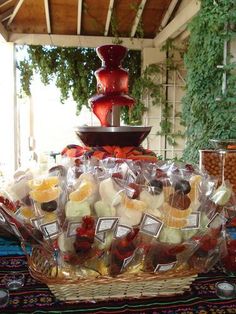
0,157,235,280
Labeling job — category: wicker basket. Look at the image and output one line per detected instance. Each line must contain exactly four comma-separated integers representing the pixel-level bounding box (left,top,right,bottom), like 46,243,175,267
27,246,198,301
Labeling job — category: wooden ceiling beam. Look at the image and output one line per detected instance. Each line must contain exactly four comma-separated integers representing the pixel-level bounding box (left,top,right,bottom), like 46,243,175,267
130,0,146,38
77,0,82,35
0,7,13,22
154,0,200,47
8,33,154,49
104,0,114,36
7,0,25,26
0,21,8,41
159,0,179,30
0,0,13,9
44,0,51,34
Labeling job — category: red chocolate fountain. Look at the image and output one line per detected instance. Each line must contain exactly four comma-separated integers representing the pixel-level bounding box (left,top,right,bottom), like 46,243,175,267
76,45,151,147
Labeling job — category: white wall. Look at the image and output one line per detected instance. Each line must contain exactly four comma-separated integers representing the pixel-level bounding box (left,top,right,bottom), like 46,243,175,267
0,42,16,180
18,76,100,166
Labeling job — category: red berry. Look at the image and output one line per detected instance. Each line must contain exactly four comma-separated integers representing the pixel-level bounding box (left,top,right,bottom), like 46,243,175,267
168,244,185,255
82,216,95,228
115,159,125,164
112,173,123,179
174,179,191,195
156,169,167,178
200,235,217,251
74,158,82,166
185,164,195,173
127,183,140,199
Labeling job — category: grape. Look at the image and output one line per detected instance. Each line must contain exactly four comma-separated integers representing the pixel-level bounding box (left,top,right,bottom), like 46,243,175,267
149,179,163,195
41,200,57,212
174,179,191,194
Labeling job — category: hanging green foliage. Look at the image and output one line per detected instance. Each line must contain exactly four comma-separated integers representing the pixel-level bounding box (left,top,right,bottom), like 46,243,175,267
182,0,236,163
17,39,185,147
17,45,141,119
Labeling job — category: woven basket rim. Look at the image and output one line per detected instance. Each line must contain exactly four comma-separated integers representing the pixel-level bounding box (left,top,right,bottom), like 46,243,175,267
27,244,200,286
28,259,199,285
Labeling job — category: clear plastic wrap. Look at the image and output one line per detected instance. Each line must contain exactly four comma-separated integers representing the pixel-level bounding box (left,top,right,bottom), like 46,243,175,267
0,158,234,280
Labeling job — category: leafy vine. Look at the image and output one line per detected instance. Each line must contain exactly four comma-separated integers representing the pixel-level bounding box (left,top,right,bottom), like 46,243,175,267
17,39,185,147
181,0,236,163
17,45,141,119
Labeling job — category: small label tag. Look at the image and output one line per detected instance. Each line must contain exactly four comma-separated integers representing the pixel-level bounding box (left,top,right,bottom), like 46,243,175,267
31,216,44,229
125,186,136,198
154,261,177,273
115,225,132,238
0,212,6,223
95,232,106,243
121,253,135,271
9,223,22,239
67,221,81,237
140,214,163,237
127,169,136,181
96,217,119,234
207,213,227,229
41,221,60,239
183,212,201,230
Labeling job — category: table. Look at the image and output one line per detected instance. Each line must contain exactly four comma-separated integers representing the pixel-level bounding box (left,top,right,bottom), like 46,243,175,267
0,255,235,314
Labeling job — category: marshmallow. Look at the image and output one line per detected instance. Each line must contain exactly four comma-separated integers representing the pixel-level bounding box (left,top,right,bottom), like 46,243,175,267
159,226,182,244
58,232,75,253
116,197,147,227
94,200,116,217
99,178,122,206
139,190,164,210
65,200,91,218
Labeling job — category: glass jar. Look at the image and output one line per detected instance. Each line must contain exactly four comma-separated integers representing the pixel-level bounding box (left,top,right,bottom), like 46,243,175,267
199,139,236,194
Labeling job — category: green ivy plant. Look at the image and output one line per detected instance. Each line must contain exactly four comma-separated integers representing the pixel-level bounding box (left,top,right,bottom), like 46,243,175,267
17,39,185,147
17,46,141,119
181,0,236,163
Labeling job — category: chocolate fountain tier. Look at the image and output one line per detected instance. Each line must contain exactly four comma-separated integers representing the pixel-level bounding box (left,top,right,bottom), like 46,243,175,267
89,94,135,127
76,126,151,147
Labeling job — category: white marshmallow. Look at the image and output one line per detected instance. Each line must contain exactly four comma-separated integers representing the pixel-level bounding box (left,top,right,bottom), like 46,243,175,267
94,200,116,217
139,190,164,210
99,178,122,206
65,200,91,218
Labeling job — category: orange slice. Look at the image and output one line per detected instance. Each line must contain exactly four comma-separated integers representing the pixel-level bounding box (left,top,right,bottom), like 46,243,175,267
169,207,192,219
123,196,147,211
28,176,59,191
163,186,174,201
162,202,192,219
30,187,60,203
188,175,202,202
69,181,93,202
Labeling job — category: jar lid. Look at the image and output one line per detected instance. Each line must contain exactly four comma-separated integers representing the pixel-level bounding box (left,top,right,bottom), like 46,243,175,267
210,139,236,150
215,281,236,299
